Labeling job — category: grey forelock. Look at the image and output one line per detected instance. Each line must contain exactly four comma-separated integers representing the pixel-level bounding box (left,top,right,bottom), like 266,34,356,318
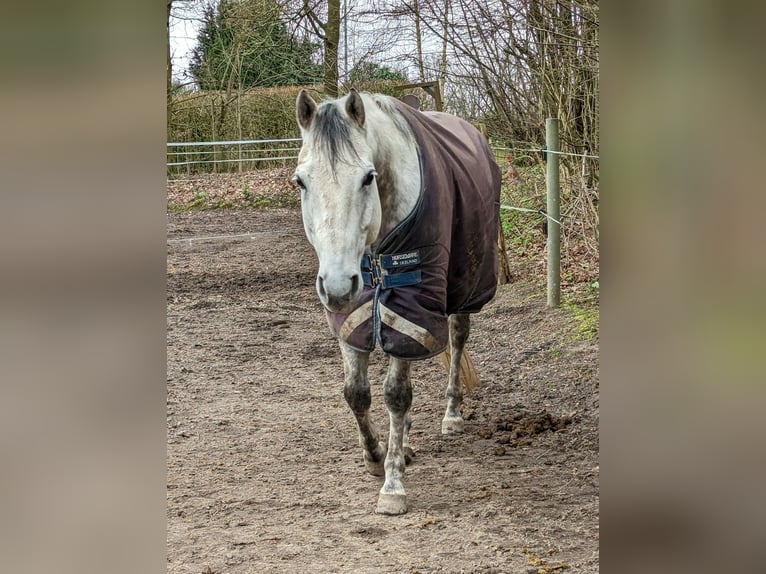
311,102,360,167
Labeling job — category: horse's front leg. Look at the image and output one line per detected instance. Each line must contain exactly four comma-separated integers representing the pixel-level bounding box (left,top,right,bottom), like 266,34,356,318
340,342,387,476
376,356,412,515
442,313,471,434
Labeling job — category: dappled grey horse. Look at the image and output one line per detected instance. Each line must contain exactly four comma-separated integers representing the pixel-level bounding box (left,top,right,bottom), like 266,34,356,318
293,89,501,514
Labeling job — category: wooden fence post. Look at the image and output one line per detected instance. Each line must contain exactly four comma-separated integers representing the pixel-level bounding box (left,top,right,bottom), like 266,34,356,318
546,118,561,308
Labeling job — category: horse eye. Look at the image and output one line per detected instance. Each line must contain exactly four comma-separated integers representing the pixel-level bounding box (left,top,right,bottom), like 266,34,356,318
292,175,305,190
362,171,376,187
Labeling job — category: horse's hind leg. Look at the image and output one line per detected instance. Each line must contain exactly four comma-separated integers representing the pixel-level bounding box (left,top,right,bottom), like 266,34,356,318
376,357,412,515
442,313,470,434
340,342,386,476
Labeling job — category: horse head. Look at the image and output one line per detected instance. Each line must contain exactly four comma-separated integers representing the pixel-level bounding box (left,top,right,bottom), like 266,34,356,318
294,89,381,313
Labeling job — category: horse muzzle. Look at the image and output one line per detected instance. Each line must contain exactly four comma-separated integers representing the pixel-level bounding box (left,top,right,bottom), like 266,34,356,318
316,272,363,313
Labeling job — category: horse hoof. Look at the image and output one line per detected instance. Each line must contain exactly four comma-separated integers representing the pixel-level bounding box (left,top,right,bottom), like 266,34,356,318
442,416,464,434
404,446,415,465
376,492,407,515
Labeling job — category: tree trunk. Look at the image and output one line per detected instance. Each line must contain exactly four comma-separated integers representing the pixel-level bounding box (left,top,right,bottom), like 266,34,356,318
324,0,340,97
414,0,425,82
167,1,173,98
439,0,449,86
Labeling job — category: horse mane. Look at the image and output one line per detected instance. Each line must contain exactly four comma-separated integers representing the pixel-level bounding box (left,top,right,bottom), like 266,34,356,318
371,95,416,145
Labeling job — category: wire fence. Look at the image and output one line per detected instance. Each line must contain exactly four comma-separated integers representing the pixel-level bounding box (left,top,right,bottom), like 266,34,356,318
491,145,599,167
166,137,599,177
167,138,303,177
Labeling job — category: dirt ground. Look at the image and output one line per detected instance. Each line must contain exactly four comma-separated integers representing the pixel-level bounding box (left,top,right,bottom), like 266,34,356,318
167,208,599,574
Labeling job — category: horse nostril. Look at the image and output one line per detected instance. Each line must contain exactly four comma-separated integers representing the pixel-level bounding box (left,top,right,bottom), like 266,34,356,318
350,274,360,295
317,275,326,298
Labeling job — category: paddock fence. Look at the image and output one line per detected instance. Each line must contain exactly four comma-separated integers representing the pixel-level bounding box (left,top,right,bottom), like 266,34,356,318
167,138,303,179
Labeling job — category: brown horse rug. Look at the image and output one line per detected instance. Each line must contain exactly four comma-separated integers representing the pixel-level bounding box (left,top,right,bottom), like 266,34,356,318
326,100,502,359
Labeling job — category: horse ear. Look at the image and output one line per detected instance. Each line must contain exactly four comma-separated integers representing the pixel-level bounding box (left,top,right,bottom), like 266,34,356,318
345,88,365,128
296,89,317,131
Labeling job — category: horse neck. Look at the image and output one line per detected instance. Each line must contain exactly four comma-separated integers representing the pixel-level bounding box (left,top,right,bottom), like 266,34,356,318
365,100,421,246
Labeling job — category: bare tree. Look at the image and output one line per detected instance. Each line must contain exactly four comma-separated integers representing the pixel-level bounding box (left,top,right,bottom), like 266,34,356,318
407,0,599,251
293,0,341,96
168,1,174,104
438,0,449,85
412,0,425,81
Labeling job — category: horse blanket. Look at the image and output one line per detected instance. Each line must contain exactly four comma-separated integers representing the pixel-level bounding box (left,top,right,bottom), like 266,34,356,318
326,100,501,359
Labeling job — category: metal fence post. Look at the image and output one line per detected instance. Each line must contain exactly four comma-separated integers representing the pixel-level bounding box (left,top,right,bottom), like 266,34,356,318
546,118,561,308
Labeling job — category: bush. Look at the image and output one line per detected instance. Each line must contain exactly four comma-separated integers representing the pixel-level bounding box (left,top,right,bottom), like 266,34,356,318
168,82,425,145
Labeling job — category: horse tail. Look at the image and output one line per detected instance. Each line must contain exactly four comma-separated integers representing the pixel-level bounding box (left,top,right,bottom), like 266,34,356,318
437,348,480,392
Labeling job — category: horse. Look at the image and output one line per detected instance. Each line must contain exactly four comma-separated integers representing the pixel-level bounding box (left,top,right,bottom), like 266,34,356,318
293,89,501,515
